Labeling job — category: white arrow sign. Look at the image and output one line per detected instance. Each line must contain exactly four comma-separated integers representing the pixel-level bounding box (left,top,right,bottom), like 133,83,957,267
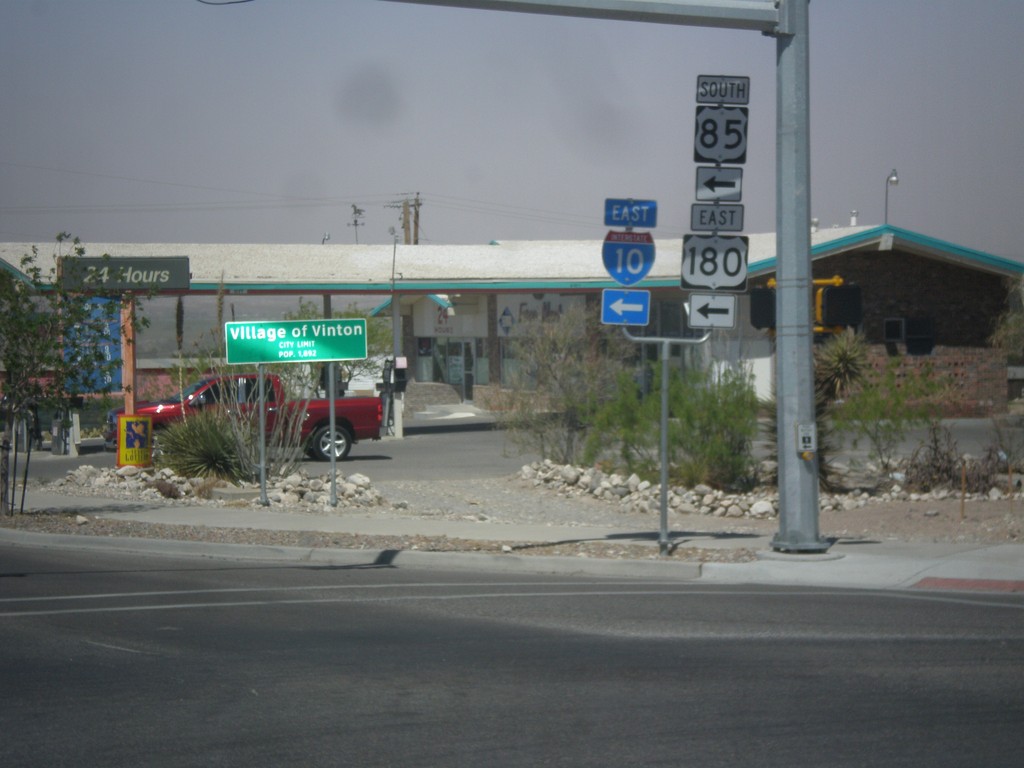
610,297,644,315
687,293,737,329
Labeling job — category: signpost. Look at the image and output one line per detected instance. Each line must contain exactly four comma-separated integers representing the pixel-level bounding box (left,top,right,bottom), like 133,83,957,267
60,255,191,419
602,230,655,286
392,0,829,574
601,288,651,326
224,317,369,509
61,256,190,292
224,319,368,365
690,203,744,232
693,104,748,164
695,166,743,202
604,198,658,228
696,74,750,104
681,234,748,291
687,293,737,329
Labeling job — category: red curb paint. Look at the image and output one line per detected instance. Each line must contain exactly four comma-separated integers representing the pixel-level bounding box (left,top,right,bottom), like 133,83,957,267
912,577,1024,593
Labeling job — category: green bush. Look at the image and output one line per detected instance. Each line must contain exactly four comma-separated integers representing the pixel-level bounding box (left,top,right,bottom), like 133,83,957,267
156,409,246,482
673,367,759,489
831,357,950,470
585,366,759,490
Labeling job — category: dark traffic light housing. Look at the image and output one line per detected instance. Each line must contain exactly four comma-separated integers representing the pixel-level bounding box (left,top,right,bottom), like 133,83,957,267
748,277,861,333
819,284,862,327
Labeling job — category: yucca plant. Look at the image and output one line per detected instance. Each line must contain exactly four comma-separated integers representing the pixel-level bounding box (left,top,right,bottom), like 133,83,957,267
815,328,867,403
156,409,246,482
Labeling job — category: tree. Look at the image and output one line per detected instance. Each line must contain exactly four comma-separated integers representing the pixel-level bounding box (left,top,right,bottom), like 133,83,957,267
495,304,631,465
1,235,130,512
990,277,1024,365
830,357,952,470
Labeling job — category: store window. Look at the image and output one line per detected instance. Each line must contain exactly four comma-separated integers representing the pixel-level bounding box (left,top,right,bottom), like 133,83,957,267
415,336,486,401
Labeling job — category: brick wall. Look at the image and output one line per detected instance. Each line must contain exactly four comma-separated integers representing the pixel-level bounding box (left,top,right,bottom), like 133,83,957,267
813,250,1009,346
865,344,1007,417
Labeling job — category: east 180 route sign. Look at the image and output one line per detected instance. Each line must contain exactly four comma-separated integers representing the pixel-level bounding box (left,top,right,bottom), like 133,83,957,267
681,235,748,292
225,319,368,365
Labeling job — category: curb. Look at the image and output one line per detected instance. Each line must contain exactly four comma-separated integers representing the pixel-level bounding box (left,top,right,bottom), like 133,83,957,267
0,527,703,581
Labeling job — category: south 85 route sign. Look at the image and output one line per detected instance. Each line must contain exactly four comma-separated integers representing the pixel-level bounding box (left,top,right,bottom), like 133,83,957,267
681,234,748,291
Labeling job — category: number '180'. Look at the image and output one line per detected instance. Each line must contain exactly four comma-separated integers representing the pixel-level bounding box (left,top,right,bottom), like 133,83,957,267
681,235,748,290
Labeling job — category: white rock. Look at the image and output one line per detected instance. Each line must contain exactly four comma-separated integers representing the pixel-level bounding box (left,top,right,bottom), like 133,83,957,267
348,473,372,488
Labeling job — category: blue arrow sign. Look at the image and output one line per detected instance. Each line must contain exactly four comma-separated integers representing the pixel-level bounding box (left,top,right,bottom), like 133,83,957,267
601,288,651,326
604,198,658,228
603,231,655,286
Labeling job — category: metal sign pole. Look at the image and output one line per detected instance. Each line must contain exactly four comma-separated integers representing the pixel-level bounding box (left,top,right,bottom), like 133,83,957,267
623,328,709,555
772,0,826,551
257,364,269,506
328,361,338,507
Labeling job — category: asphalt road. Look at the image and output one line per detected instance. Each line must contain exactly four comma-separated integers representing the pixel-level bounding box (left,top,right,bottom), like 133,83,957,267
17,420,530,485
2,545,1022,767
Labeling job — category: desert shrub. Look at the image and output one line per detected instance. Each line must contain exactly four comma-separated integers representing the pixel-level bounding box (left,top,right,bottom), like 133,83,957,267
156,409,246,482
673,366,759,489
904,424,1002,494
815,328,867,403
831,357,950,470
497,305,631,465
585,365,759,490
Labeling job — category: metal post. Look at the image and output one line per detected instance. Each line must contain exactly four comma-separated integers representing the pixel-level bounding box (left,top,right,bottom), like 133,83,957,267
257,364,269,506
771,0,826,552
659,338,671,555
624,328,709,555
328,361,338,507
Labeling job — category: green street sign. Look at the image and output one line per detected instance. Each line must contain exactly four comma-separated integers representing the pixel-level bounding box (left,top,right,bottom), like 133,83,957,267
225,319,368,365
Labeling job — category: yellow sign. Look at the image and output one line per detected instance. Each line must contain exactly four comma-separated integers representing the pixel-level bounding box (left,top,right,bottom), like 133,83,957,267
117,415,153,468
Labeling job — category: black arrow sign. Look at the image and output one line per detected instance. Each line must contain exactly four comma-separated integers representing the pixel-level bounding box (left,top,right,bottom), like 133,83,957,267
698,302,730,319
702,175,738,193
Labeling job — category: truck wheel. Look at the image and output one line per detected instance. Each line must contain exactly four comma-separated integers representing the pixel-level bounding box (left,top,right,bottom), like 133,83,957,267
309,424,353,461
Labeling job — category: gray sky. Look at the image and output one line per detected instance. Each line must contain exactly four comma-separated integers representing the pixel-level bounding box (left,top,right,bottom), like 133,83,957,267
2,0,1023,259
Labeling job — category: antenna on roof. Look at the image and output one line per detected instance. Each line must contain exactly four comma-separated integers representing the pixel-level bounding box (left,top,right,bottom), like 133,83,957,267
348,204,365,244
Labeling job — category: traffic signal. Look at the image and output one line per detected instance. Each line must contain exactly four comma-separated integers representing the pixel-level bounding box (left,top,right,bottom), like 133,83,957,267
749,286,775,329
819,284,862,327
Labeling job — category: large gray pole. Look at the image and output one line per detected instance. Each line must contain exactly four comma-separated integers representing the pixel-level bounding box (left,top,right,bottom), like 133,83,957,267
771,0,826,552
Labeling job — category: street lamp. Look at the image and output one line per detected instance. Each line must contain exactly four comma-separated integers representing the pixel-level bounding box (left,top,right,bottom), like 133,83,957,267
884,168,899,225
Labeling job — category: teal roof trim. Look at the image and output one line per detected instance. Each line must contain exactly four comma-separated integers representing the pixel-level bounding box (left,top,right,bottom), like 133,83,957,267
886,226,1024,274
749,225,1024,278
368,293,453,317
0,256,33,285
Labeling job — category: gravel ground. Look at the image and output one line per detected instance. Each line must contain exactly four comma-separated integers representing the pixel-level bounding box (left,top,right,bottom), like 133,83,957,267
3,471,1022,563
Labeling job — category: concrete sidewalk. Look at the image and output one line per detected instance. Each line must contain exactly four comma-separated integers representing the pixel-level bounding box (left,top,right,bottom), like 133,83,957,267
3,486,1024,593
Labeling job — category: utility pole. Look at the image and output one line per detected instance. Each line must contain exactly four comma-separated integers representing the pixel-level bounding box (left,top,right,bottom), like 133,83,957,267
412,192,422,244
348,204,365,244
386,193,422,245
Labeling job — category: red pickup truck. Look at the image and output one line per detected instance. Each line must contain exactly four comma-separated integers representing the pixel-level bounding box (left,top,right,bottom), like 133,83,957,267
105,373,382,460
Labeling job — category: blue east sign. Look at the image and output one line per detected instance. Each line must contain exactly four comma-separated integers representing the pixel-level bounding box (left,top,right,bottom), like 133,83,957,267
604,198,658,229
